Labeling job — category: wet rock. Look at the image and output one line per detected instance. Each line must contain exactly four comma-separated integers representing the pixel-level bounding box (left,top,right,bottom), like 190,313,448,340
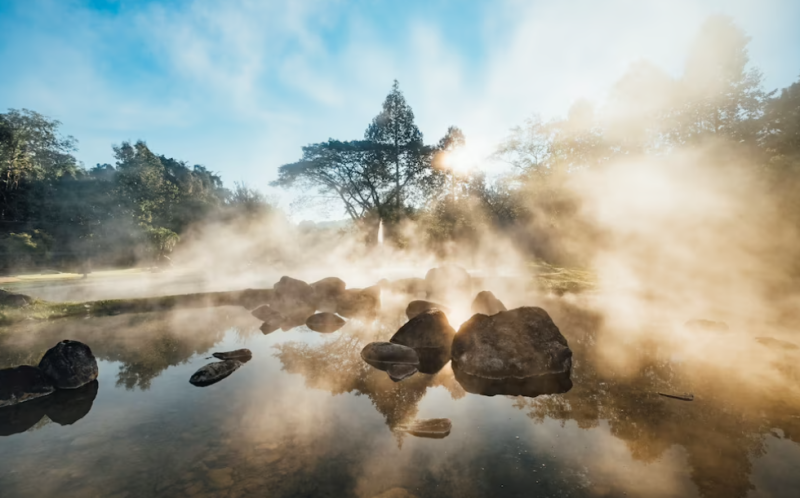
236,288,275,310
386,363,418,382
38,340,99,390
0,365,55,408
425,264,471,303
189,360,243,387
396,418,452,439
451,307,573,397
212,349,253,362
46,380,99,425
336,286,380,319
272,276,318,321
405,300,450,320
305,312,346,333
685,319,729,332
252,305,285,330
756,336,800,351
470,290,507,316
391,309,455,374
361,342,419,366
310,277,346,313
0,393,49,436
0,289,31,307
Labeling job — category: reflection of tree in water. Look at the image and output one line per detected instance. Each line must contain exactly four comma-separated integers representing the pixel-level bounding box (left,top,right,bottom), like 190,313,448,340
274,331,464,434
0,308,258,391
512,298,800,498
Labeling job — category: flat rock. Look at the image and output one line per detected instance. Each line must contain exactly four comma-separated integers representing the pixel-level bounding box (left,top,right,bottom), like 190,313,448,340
361,342,420,366
451,307,573,397
470,290,507,316
189,360,243,387
0,365,55,408
396,418,452,439
405,300,450,320
386,363,418,382
306,312,346,333
38,340,99,390
310,277,346,313
212,349,253,362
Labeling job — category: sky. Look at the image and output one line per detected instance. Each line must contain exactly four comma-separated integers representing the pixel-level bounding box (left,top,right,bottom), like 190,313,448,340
1,0,798,220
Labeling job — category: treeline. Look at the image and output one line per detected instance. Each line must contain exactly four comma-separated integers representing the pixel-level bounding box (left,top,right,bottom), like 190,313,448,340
277,16,800,264
0,113,271,272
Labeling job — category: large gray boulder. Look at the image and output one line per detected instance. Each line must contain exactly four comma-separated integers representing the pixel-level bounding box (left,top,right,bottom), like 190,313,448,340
470,291,507,316
425,265,471,304
451,307,573,397
0,365,55,408
405,300,450,320
38,340,99,390
391,309,455,374
310,277,346,313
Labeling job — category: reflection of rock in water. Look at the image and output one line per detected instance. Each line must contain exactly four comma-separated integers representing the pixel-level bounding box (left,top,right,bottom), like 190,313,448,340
451,307,573,397
306,312,346,333
361,342,420,382
396,418,452,439
0,380,98,436
212,349,253,362
0,365,55,407
189,360,243,387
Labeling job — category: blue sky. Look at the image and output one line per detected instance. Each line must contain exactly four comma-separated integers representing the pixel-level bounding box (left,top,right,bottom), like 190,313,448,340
1,0,798,220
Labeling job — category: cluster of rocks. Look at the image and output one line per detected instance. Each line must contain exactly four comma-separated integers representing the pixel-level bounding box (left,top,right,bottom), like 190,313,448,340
190,349,253,387
0,340,99,411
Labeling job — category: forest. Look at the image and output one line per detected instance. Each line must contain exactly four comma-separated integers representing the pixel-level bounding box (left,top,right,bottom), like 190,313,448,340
1,15,798,275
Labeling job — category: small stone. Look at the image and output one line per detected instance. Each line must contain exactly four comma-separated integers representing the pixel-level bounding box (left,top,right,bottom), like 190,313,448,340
189,360,243,387
212,349,253,362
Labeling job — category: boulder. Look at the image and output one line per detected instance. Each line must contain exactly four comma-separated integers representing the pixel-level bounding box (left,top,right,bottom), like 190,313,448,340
236,288,275,310
451,307,573,397
336,286,380,319
425,264,471,303
405,300,450,320
38,340,99,390
251,305,285,331
189,360,243,387
470,290,507,316
310,277,346,313
306,312,346,333
212,349,253,362
361,342,420,366
396,418,452,439
391,309,455,374
0,365,55,408
385,363,418,382
0,290,31,308
272,276,318,321
684,319,728,333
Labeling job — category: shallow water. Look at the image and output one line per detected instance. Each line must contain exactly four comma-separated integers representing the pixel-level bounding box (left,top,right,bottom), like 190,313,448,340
1,303,799,498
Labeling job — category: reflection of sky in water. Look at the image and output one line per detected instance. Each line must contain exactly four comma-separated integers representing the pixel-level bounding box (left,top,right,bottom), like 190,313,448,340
0,307,799,498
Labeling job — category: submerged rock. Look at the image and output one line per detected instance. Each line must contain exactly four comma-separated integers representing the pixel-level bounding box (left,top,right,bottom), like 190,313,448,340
189,360,243,387
38,340,99,390
451,307,573,397
425,265,471,303
391,309,455,374
306,312,346,333
336,286,380,319
470,290,507,316
396,418,452,439
310,277,346,313
0,365,55,408
685,319,729,333
0,289,32,308
272,276,318,321
405,300,450,320
212,349,253,362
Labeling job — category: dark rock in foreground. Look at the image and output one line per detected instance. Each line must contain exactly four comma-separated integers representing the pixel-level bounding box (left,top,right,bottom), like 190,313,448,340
213,349,253,362
685,319,729,332
306,312,346,333
396,418,452,439
405,300,450,320
361,342,420,381
311,277,346,313
38,340,99,390
391,309,455,374
336,286,380,319
189,360,243,387
0,365,55,408
425,264,471,303
0,289,32,308
451,307,573,397
385,363,418,382
470,290,507,316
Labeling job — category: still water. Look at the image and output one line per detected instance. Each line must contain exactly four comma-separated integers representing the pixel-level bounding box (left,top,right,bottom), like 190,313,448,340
1,301,799,498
